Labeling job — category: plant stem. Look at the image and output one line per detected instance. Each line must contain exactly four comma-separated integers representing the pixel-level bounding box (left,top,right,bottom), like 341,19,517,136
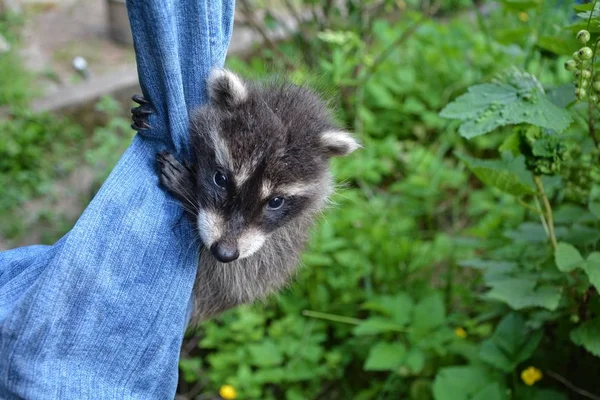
238,0,297,70
534,196,551,239
444,260,455,312
302,310,362,325
518,197,543,215
523,0,553,69
376,373,399,400
587,0,599,32
471,0,490,46
359,16,425,87
533,175,557,250
547,370,600,400
587,18,600,156
588,99,600,154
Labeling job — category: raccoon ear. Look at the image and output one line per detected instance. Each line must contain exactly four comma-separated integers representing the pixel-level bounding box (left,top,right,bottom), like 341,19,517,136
320,130,361,157
207,68,248,108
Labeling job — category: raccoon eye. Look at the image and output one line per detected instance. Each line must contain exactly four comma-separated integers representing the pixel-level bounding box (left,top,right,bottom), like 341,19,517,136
267,197,285,210
213,171,228,189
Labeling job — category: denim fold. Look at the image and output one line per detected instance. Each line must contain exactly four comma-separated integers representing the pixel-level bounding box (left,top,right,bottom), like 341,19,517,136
0,1,234,398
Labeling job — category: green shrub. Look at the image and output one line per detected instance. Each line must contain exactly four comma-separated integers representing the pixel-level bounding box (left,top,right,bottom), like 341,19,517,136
0,110,84,237
177,1,600,399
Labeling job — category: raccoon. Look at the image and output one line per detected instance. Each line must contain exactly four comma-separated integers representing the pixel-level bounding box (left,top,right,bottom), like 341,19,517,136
137,69,359,322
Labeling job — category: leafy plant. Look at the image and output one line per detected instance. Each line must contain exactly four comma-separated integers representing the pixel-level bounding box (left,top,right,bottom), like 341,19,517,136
437,3,600,397
173,1,600,399
0,109,84,238
3,1,600,399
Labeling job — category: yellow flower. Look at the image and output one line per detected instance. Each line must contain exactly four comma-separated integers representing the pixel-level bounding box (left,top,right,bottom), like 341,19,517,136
518,12,529,22
219,384,237,400
521,366,543,386
454,327,468,339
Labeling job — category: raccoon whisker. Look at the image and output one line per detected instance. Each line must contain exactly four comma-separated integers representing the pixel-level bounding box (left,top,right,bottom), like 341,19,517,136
179,188,201,211
324,197,340,209
164,198,199,215
184,233,202,260
174,190,201,214
335,177,352,189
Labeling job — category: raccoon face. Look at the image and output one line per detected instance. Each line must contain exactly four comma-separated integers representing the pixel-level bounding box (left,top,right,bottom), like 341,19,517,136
188,69,359,263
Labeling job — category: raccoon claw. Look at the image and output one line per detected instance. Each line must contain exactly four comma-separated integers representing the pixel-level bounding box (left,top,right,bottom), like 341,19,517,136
131,121,151,131
131,94,153,131
131,107,152,115
132,94,149,105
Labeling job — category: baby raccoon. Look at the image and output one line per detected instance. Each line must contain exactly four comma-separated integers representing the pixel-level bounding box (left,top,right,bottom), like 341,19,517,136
149,69,359,321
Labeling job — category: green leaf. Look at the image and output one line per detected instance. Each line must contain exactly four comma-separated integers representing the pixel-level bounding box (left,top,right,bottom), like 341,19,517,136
590,186,600,218
486,277,562,311
247,340,284,367
555,242,584,272
178,358,202,383
456,153,536,196
590,202,600,219
532,390,568,400
547,84,576,108
404,348,426,374
494,27,531,46
583,252,600,292
504,222,547,243
353,317,405,335
573,2,596,12
253,367,286,383
440,68,572,138
501,0,541,12
479,313,542,372
472,383,507,400
554,204,595,224
564,20,600,34
410,379,433,400
553,246,600,291
361,293,414,326
302,253,332,267
459,259,518,271
570,317,600,357
433,366,504,400
499,131,521,156
576,2,600,19
364,342,407,371
412,293,446,335
536,35,576,56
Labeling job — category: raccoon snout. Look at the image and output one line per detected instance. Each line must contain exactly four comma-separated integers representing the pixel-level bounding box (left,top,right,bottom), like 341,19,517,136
210,242,240,263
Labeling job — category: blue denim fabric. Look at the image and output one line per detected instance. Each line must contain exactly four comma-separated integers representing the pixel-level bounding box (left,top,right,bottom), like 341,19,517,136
0,1,234,398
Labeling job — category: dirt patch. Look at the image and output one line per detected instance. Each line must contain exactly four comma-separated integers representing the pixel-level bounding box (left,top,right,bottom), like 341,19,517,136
19,0,136,93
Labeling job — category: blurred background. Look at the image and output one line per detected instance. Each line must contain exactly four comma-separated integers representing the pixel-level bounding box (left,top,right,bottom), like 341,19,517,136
1,0,600,399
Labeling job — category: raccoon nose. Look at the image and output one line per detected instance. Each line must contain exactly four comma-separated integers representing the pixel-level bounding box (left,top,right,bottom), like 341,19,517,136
210,242,240,263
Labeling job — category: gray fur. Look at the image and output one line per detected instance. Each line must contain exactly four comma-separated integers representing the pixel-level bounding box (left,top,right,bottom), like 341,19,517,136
158,69,358,322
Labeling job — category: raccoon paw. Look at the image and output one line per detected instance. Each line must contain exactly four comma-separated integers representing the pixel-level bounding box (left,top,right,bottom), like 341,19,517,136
157,152,197,215
157,151,185,189
131,94,153,131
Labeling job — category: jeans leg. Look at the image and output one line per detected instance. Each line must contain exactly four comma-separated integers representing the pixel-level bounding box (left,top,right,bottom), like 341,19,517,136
0,1,235,399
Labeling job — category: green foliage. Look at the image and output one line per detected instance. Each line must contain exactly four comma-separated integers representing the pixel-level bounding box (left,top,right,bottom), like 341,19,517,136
456,153,535,196
570,317,600,357
478,313,542,372
433,366,505,400
441,68,572,139
0,110,84,237
85,96,135,185
0,12,36,106
3,0,600,399
174,1,600,399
